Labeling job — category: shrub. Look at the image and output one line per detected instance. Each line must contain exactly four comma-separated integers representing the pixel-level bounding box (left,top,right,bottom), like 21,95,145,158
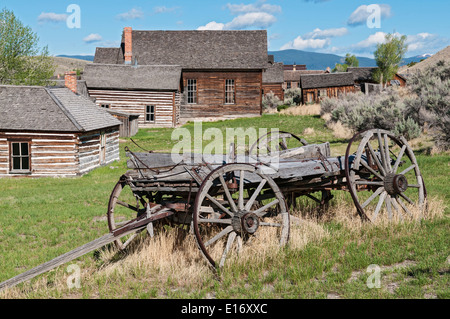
262,92,282,111
404,60,450,150
284,88,302,105
321,88,421,140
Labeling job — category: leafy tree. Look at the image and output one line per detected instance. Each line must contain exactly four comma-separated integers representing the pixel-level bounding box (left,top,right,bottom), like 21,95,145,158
333,53,359,72
0,8,55,85
373,33,408,87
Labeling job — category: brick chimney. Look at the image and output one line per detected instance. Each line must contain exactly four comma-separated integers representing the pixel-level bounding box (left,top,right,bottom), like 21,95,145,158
124,27,133,65
65,71,77,93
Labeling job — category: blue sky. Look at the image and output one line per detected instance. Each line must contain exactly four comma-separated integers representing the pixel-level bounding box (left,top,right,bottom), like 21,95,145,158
2,0,449,58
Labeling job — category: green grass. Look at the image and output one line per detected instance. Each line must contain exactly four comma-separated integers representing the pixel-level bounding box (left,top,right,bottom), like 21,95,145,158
0,114,448,299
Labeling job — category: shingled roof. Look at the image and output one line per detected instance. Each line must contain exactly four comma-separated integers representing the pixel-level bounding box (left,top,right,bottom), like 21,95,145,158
93,47,122,64
0,85,121,132
300,72,355,89
284,70,326,82
83,64,182,91
263,62,284,83
95,30,268,70
347,67,378,82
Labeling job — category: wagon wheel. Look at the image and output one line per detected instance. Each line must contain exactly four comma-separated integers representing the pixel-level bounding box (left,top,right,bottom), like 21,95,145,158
107,179,148,250
193,163,289,268
249,131,308,160
345,129,427,222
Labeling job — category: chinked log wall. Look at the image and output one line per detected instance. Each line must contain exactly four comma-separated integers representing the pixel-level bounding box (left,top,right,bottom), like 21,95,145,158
88,89,180,128
0,129,119,178
181,70,263,119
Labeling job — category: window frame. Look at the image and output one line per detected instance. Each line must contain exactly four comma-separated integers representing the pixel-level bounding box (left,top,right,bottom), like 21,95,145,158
9,141,31,174
187,79,198,104
225,79,236,105
101,104,110,109
145,105,156,123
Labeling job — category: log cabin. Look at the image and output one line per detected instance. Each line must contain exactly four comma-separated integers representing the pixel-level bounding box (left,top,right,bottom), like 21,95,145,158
283,69,327,90
83,64,182,128
0,85,121,178
347,67,407,94
262,57,285,101
88,28,269,125
300,72,356,104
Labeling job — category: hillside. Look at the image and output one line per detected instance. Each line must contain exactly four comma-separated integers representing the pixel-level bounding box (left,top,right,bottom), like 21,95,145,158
51,56,92,77
399,46,450,74
269,49,431,70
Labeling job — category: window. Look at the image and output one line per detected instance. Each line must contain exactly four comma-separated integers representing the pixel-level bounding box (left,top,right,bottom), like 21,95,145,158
286,82,292,89
187,79,197,104
225,79,236,104
146,105,155,123
11,142,30,172
101,104,110,109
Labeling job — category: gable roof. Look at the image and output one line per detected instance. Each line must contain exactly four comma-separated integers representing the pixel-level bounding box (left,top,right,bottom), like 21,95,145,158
94,30,268,70
284,70,326,82
94,47,122,64
263,62,284,84
347,67,378,82
300,72,355,89
83,64,182,91
0,85,121,132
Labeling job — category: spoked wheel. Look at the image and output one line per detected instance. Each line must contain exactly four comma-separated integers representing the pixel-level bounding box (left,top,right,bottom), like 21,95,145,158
107,178,148,250
249,131,308,160
193,164,289,268
345,129,427,222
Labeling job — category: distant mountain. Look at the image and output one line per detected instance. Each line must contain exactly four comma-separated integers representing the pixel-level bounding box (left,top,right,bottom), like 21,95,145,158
56,55,95,62
268,49,431,70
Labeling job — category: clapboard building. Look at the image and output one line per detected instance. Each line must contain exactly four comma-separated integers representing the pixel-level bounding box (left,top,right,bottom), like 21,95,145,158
0,85,121,178
89,28,269,125
347,67,407,93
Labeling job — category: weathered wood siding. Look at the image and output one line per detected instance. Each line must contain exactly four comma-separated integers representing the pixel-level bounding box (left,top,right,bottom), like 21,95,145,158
302,85,356,104
78,129,120,175
0,132,79,177
0,128,119,178
262,83,284,101
88,89,179,128
180,71,262,119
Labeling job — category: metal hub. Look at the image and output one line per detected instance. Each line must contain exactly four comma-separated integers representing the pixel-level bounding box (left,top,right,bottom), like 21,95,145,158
384,173,408,195
232,211,260,234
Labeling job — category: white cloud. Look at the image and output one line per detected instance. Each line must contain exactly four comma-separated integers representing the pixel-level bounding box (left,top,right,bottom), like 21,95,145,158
225,12,277,29
116,8,144,21
303,27,349,39
353,31,389,49
280,36,331,50
197,21,226,31
226,1,282,14
154,6,179,14
38,12,68,23
198,1,280,31
280,27,348,51
348,4,392,26
83,33,103,44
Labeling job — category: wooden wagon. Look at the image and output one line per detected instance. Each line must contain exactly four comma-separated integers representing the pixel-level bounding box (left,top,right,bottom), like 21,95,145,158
0,129,426,290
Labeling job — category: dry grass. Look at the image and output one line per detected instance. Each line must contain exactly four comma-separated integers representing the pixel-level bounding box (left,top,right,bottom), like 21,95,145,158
321,114,354,140
1,196,445,299
280,104,321,116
